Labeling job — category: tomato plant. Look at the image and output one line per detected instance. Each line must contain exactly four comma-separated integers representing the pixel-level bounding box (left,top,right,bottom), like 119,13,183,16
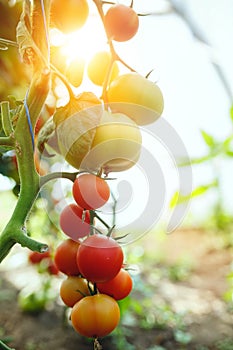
54,239,80,275
60,276,90,307
59,203,91,240
72,173,110,210
96,268,133,300
104,4,139,42
71,293,120,338
0,0,165,348
76,234,124,283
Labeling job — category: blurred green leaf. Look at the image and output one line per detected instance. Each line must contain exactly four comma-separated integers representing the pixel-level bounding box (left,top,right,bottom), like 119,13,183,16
200,129,216,148
174,330,192,344
230,105,233,123
178,153,215,166
170,181,217,208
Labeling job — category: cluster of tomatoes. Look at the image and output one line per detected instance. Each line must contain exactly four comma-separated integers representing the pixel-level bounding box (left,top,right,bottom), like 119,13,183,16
52,173,133,338
51,0,139,41
54,236,133,338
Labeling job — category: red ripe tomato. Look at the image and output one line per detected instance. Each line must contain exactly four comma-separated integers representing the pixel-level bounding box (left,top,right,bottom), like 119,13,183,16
96,268,133,300
47,260,60,275
59,203,90,240
28,250,50,264
76,234,124,283
54,239,80,275
104,4,139,42
60,276,90,307
71,294,120,337
72,174,110,210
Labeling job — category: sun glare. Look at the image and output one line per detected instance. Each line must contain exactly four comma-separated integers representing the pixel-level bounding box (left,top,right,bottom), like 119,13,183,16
50,15,107,64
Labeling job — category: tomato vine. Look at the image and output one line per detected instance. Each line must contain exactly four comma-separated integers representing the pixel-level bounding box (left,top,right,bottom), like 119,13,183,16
0,1,165,348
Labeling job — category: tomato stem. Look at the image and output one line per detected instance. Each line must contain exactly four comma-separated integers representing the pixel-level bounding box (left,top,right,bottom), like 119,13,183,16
94,338,103,350
93,212,110,230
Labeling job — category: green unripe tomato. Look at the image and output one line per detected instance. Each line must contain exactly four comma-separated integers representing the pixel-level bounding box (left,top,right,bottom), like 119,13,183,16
107,73,164,125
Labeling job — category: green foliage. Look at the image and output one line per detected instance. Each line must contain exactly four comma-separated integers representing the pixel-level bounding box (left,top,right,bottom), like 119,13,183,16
200,129,216,148
216,338,233,350
172,103,233,235
223,265,233,306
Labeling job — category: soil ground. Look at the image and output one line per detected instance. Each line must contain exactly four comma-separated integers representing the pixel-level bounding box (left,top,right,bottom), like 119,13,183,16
0,228,233,350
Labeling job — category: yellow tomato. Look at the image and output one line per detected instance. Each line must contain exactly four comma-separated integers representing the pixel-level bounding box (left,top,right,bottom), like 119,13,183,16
65,57,85,87
107,73,164,125
50,0,89,33
81,110,142,174
87,51,119,86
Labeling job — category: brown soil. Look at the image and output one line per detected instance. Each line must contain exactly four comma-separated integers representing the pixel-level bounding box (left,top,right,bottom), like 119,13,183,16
1,228,233,350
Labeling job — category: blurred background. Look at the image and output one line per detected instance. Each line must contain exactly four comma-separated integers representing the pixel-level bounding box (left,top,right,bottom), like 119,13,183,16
0,0,233,349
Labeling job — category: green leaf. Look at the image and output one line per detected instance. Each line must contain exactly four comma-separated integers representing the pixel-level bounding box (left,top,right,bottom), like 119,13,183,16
200,129,215,148
170,181,217,208
178,154,213,166
16,0,44,65
230,105,233,123
54,92,103,170
223,135,233,157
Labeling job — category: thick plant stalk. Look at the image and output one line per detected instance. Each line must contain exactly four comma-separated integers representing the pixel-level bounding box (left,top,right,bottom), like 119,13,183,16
0,0,51,263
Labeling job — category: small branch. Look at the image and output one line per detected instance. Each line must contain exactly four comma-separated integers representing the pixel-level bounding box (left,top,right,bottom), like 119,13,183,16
0,136,14,147
15,229,48,252
0,340,15,350
93,211,110,229
51,65,75,100
0,37,18,50
40,171,79,187
92,0,137,103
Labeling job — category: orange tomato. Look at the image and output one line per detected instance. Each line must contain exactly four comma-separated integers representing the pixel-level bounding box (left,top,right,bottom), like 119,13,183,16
60,276,89,307
71,294,120,337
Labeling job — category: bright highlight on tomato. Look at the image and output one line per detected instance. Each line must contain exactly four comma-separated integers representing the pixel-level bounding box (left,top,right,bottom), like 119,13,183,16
50,0,89,33
72,173,110,210
71,294,120,338
87,51,119,86
59,203,90,240
60,276,89,307
104,4,139,42
76,234,124,283
54,239,80,275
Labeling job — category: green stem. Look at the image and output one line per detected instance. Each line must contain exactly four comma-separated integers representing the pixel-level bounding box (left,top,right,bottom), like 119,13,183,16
0,136,14,147
92,0,136,104
0,340,15,350
93,211,110,229
1,101,13,136
0,1,51,263
40,171,79,187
